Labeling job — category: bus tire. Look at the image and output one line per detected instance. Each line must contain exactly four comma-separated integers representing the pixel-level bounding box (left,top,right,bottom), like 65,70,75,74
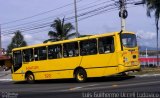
74,69,87,83
25,73,35,84
119,72,128,77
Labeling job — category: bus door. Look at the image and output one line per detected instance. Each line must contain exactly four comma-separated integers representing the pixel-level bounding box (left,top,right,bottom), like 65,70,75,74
12,51,22,72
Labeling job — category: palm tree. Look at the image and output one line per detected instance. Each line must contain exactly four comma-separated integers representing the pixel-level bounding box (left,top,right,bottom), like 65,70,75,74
143,0,160,66
48,18,76,41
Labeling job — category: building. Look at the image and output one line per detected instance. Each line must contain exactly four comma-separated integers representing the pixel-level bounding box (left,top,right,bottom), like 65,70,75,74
0,48,12,68
139,56,160,67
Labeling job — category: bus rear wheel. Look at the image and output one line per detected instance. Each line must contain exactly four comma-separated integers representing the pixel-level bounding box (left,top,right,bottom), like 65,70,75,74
75,69,87,83
26,73,35,84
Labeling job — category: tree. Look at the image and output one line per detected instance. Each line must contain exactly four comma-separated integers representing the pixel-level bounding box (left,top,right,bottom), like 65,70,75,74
78,35,92,38
47,18,76,41
7,30,27,54
143,0,160,66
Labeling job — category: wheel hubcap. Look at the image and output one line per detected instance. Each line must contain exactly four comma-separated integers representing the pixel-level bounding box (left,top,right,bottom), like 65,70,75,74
77,73,84,81
28,75,33,81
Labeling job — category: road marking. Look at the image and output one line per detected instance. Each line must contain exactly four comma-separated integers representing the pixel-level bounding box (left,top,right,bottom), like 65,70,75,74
59,81,160,92
112,84,118,87
76,80,160,91
69,84,99,91
136,74,160,77
69,87,82,90
20,80,160,93
0,79,12,81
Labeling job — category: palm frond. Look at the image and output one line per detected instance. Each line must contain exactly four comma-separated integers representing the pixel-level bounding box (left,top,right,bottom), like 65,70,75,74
48,17,75,41
48,31,58,38
64,23,75,36
66,32,77,39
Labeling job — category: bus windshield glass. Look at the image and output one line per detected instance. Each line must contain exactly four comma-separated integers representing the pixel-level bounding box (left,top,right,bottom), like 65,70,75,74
122,33,137,48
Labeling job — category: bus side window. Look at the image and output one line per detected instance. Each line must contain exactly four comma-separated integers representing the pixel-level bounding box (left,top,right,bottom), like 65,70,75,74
63,42,79,58
98,36,114,54
23,49,34,62
80,39,97,56
34,47,47,61
34,49,38,61
48,45,62,59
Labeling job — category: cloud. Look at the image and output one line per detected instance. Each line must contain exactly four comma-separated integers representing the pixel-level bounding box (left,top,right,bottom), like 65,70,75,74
24,34,33,40
2,35,14,49
32,40,42,45
136,30,157,47
24,32,48,45
137,30,156,40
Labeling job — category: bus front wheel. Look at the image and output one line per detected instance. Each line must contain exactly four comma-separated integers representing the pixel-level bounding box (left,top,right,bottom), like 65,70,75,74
25,73,35,84
75,69,87,83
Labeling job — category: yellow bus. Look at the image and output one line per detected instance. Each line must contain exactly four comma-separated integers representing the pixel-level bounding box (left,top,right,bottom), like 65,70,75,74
11,31,140,83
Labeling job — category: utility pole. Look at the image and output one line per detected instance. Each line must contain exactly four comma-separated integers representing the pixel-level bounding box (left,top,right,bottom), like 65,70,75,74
74,0,79,37
0,24,1,49
118,0,127,51
119,0,127,31
145,48,148,58
156,22,159,67
0,24,2,56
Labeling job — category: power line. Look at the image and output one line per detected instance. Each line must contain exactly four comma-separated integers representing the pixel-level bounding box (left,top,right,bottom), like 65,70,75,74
4,0,140,36
0,25,1,49
2,27,50,37
2,0,112,30
2,2,115,34
1,0,83,25
78,7,118,22
2,4,138,37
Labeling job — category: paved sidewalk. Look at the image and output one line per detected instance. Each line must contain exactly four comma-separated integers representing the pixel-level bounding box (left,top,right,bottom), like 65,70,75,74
0,70,12,81
0,66,4,71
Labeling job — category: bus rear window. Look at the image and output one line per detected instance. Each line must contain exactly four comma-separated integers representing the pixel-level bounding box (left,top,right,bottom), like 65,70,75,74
122,34,137,48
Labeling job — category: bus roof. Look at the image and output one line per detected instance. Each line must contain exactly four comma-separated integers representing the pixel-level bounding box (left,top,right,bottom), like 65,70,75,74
12,31,135,51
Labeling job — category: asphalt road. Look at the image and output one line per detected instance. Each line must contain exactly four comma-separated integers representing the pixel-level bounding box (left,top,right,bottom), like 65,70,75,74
0,76,160,98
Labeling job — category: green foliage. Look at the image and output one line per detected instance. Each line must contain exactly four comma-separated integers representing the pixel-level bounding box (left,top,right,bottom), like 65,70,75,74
7,31,27,54
143,0,160,65
47,18,76,42
143,0,160,23
78,35,92,38
43,39,57,43
143,0,160,33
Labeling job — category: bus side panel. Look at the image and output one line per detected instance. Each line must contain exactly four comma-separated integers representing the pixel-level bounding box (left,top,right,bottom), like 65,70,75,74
81,53,119,78
101,53,119,75
23,57,81,80
34,70,74,80
12,74,25,81
80,55,105,77
80,35,119,78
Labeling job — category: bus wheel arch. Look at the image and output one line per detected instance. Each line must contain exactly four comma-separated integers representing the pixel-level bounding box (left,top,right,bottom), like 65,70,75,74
25,71,35,83
74,67,87,83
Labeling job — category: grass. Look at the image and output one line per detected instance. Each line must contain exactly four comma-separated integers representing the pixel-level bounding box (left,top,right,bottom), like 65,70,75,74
129,67,160,75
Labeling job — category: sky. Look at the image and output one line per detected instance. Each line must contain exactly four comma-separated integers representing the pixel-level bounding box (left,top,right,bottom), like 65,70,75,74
0,0,159,49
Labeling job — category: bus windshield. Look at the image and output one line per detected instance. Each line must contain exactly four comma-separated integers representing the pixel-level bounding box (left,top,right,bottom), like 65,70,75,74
122,33,137,48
